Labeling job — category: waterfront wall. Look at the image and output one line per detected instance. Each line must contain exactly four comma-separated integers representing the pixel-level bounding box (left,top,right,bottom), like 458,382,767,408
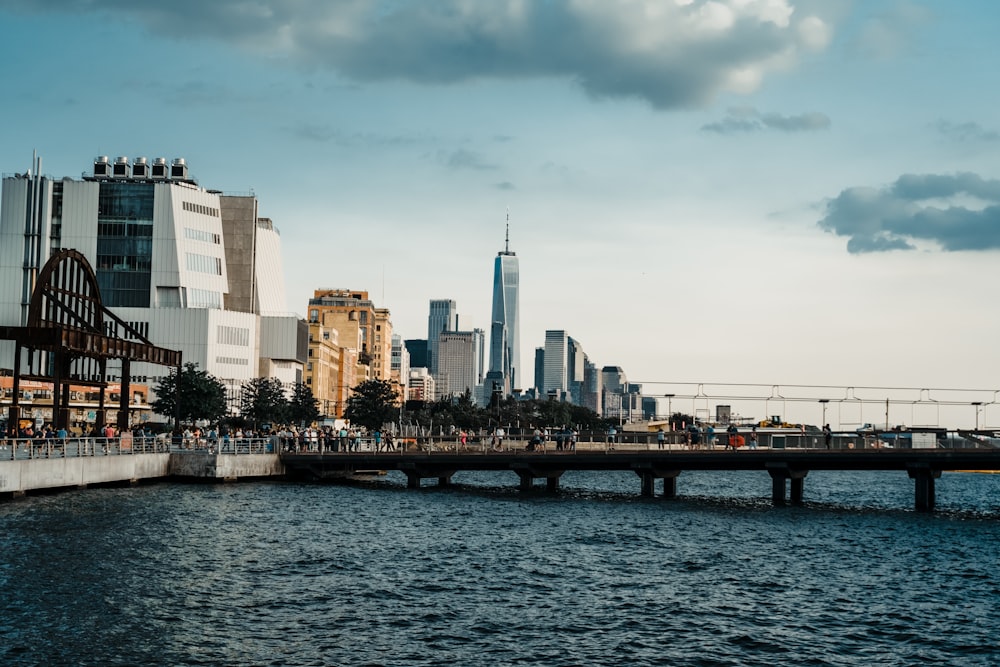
0,453,171,494
168,452,285,480
1,451,285,495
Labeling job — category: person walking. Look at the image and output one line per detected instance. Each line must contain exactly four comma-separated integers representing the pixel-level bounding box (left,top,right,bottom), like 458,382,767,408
657,427,665,450
749,426,758,449
823,424,832,449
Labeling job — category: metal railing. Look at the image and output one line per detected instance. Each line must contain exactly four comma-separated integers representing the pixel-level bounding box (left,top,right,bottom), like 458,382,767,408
0,435,278,461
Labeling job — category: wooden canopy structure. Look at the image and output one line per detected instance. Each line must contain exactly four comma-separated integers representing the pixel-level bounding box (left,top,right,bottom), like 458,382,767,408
1,249,181,435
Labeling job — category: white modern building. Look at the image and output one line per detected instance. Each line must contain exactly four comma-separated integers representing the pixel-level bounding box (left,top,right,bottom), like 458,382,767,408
0,155,306,414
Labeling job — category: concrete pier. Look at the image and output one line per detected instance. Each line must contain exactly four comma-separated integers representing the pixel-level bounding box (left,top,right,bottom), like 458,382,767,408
1,449,284,497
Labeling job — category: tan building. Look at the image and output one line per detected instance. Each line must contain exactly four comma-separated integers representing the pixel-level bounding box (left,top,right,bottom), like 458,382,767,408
304,322,341,417
306,289,397,416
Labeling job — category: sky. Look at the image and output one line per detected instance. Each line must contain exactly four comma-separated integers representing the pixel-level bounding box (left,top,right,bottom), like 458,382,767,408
1,0,998,429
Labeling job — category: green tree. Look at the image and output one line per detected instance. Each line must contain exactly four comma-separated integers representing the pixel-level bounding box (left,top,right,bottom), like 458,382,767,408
287,381,320,426
240,377,287,429
151,362,227,426
344,379,399,431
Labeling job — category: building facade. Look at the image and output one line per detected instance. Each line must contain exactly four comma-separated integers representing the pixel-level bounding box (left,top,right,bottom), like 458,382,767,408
486,223,519,396
435,328,485,401
0,155,305,421
427,299,456,378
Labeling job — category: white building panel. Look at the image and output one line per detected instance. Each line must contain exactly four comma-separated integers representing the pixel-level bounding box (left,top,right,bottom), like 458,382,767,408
254,222,287,315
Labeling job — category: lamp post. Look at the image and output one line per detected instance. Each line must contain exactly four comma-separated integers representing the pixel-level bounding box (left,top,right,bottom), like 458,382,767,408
972,402,982,431
819,399,829,429
664,394,675,430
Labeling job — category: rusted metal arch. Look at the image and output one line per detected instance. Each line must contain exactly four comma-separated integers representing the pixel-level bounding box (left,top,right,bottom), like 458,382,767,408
1,249,181,435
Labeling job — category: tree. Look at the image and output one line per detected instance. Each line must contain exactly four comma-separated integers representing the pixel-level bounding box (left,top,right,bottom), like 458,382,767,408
151,362,227,426
287,381,320,426
240,377,287,429
344,379,399,431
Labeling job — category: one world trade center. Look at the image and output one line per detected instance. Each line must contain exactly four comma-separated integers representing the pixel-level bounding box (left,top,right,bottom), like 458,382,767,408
486,218,519,397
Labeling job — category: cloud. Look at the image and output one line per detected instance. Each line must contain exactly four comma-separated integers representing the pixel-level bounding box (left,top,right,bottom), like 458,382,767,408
495,181,515,191
442,149,497,171
818,173,1000,253
933,119,1000,144
8,0,835,110
701,106,830,133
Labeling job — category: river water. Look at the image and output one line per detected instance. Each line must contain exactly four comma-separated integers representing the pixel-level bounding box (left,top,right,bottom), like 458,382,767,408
2,470,999,666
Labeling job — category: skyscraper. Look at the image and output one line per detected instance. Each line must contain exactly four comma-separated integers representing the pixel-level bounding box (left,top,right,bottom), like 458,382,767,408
436,328,485,400
427,299,457,377
486,218,519,395
543,330,568,397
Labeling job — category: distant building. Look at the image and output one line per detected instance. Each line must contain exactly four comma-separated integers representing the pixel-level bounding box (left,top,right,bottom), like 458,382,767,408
543,330,568,398
427,299,457,378
486,220,519,396
533,347,545,394
390,333,410,400
583,360,603,414
436,328,485,401
408,368,435,403
305,289,395,416
404,339,428,369
0,155,305,421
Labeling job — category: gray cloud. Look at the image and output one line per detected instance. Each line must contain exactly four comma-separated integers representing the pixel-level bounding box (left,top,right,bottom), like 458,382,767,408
702,106,830,134
443,149,497,171
5,0,834,110
934,119,1000,143
818,173,1000,253
495,181,515,191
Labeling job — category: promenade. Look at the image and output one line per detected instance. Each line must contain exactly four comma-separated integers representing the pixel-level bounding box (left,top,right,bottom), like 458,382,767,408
3,433,998,512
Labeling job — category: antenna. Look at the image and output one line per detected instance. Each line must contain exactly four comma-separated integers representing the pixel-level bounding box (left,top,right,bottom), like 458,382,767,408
505,206,510,253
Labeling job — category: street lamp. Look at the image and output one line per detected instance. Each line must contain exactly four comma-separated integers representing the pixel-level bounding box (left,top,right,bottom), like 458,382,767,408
664,394,675,430
972,402,983,431
818,399,829,429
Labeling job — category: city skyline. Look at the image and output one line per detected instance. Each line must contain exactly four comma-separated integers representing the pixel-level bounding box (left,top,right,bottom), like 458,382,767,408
1,1,998,428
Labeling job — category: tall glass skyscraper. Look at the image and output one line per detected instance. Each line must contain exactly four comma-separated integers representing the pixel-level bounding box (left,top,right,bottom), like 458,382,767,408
486,221,519,395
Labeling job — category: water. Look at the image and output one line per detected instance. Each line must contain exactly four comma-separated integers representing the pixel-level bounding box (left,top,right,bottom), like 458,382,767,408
2,470,999,666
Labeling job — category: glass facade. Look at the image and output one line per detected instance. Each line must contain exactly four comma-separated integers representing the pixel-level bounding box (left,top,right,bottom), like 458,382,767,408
96,183,154,307
487,251,519,393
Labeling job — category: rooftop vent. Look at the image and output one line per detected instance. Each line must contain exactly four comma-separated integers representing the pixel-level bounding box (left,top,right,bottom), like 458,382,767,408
132,156,148,179
112,156,130,178
170,157,188,180
93,156,110,178
151,157,168,180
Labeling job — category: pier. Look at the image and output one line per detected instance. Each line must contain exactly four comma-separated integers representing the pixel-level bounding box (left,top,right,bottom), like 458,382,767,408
3,435,998,512
280,445,1000,512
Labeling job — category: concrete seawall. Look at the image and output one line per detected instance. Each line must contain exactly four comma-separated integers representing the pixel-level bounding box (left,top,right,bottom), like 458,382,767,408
1,452,285,496
168,452,285,481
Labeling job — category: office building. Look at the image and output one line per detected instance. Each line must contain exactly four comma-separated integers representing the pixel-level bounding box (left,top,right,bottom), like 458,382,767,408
542,330,568,398
436,328,485,401
486,220,519,396
427,299,457,377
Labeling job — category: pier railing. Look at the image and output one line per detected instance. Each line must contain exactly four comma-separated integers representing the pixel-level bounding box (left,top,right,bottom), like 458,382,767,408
0,436,277,461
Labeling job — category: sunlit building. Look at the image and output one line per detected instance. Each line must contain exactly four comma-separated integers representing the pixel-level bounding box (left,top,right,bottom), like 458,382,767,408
0,155,306,421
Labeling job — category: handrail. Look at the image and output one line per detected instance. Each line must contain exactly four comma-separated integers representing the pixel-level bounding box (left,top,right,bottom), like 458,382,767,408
0,436,279,461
